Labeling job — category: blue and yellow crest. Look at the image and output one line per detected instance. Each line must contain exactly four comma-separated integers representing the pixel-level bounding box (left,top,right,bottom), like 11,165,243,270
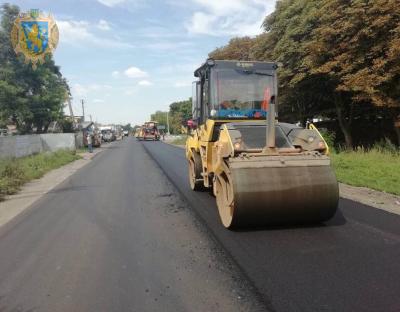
11,9,59,69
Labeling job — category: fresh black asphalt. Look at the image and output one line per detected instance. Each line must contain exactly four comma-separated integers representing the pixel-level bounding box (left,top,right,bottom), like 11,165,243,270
1,138,399,312
143,140,400,312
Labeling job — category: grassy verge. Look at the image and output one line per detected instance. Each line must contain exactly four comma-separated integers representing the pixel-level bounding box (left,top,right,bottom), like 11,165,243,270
331,149,400,195
171,136,187,146
0,150,80,201
76,147,89,154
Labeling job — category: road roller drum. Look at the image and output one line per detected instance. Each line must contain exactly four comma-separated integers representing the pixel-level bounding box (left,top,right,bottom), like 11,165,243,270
214,154,339,228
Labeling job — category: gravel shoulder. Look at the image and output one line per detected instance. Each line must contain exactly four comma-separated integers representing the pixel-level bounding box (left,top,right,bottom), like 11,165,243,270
0,145,107,228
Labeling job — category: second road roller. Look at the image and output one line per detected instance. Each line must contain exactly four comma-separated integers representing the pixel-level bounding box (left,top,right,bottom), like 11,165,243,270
186,59,339,228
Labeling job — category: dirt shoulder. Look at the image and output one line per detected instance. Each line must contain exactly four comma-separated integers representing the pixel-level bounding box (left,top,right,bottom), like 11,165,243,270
339,183,400,215
0,144,108,228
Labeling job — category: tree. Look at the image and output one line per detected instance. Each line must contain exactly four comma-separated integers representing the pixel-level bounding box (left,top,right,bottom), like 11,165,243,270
0,4,69,133
150,110,168,130
254,0,348,136
209,37,256,60
149,99,192,134
305,0,400,145
169,99,191,134
122,123,132,131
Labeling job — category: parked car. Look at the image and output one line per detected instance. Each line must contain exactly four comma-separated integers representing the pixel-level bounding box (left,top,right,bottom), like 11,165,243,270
102,130,113,142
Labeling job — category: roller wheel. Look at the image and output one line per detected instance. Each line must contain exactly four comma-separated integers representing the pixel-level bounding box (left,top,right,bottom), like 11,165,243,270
215,172,235,228
188,152,204,191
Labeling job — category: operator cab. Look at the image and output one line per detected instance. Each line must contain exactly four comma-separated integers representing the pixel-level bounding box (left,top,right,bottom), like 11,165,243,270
192,59,278,125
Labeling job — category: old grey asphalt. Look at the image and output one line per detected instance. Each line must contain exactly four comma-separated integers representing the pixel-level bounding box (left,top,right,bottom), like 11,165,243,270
143,140,400,312
0,138,266,312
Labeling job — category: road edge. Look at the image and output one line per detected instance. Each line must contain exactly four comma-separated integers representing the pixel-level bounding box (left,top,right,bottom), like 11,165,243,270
141,141,275,311
161,141,400,216
0,144,109,229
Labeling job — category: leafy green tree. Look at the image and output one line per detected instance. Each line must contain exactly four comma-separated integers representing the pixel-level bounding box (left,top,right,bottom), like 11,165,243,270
305,0,400,145
209,37,256,60
208,0,400,148
149,99,192,134
150,110,168,130
169,98,191,134
0,4,69,133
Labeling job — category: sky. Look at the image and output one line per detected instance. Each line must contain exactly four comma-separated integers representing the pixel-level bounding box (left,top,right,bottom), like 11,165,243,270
6,0,277,125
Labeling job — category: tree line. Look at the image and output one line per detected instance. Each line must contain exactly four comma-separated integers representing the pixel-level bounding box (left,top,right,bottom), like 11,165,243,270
0,4,70,134
210,0,400,148
150,98,191,135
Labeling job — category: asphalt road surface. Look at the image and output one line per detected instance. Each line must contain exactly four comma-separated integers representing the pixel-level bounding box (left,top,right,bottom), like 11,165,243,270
1,138,400,312
0,138,265,312
143,140,400,312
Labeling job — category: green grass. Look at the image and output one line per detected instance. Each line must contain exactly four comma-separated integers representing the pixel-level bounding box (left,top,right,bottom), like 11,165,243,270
76,147,89,154
331,148,400,195
171,136,187,146
0,150,80,201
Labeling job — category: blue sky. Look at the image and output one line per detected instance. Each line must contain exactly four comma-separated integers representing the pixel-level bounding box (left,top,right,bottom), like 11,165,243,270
7,0,277,125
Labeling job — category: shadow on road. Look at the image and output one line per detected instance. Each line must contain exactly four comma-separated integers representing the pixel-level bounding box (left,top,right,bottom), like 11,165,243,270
231,209,347,233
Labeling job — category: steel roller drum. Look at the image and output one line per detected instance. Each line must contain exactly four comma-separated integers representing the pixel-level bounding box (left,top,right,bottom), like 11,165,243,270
216,154,339,228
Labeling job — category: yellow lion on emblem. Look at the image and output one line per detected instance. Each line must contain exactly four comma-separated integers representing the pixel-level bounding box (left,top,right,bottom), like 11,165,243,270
24,23,44,54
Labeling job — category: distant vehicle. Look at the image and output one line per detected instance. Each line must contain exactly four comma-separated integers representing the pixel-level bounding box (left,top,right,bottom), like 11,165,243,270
141,121,160,141
134,127,142,139
136,125,145,140
123,130,129,137
102,130,113,142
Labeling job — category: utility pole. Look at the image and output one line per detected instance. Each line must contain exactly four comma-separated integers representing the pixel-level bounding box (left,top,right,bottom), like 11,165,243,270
67,97,74,119
81,99,85,122
166,111,170,135
67,97,75,127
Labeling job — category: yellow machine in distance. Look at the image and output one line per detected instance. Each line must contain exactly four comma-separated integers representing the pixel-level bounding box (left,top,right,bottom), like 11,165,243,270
136,121,160,141
186,59,338,228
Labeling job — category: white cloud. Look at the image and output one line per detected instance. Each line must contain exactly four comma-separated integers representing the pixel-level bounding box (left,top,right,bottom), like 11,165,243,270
97,19,111,31
185,12,217,35
193,0,247,15
185,0,275,36
138,80,153,86
58,20,92,43
58,19,134,48
112,70,120,78
98,0,126,7
124,66,148,78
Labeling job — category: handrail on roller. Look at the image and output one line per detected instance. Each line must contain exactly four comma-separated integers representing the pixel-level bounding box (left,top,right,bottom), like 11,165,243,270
308,123,330,155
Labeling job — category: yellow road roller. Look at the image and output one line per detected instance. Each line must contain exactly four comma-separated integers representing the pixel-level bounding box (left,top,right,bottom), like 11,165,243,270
186,59,339,228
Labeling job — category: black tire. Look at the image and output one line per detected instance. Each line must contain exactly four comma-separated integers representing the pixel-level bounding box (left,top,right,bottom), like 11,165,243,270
188,152,204,191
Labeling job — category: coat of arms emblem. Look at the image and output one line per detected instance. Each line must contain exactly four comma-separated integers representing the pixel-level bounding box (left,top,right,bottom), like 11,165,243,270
10,9,59,69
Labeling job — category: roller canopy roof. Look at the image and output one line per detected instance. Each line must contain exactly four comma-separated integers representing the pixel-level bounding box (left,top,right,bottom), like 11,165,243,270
194,60,278,77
